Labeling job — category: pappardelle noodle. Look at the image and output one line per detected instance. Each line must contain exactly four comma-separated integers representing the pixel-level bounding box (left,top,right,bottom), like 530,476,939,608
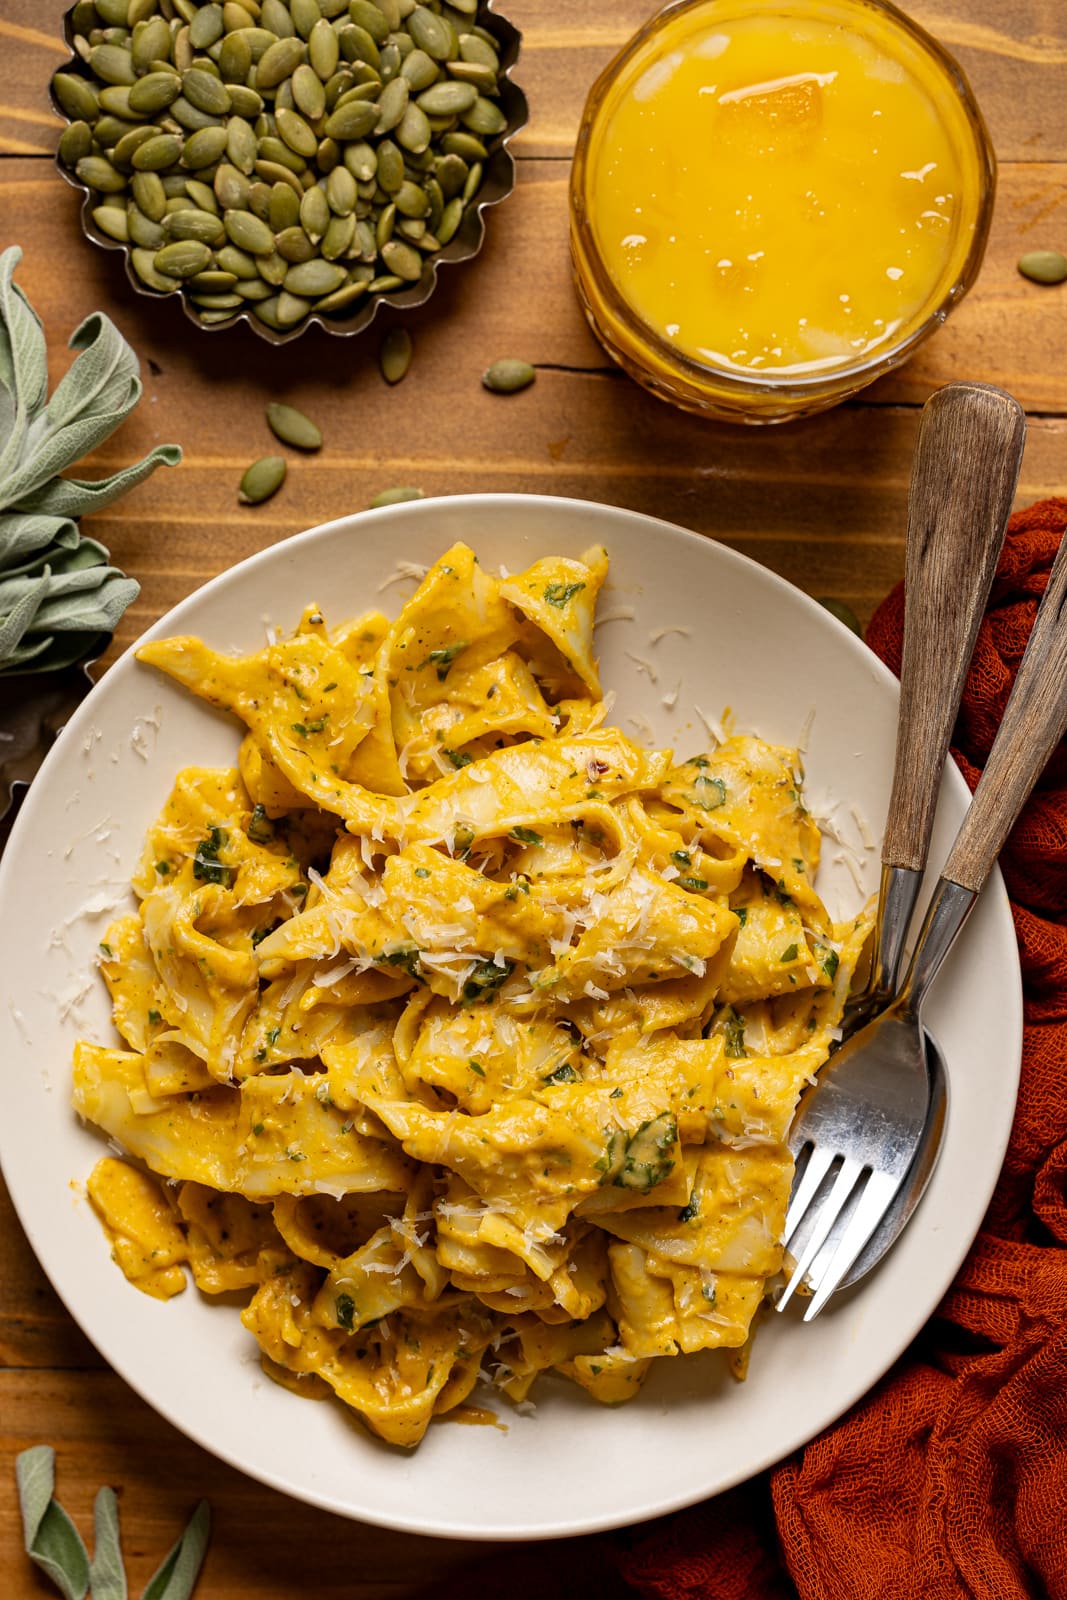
74,541,872,1448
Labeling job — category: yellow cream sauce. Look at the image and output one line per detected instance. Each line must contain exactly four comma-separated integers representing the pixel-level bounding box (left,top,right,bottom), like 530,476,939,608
587,1,985,377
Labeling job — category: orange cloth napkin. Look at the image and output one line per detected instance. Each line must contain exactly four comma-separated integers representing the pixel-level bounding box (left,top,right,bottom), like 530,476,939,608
430,500,1067,1600
612,496,1067,1600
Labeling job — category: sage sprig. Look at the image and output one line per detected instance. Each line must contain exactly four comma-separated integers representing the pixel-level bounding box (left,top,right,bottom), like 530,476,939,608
0,246,180,674
16,1446,210,1600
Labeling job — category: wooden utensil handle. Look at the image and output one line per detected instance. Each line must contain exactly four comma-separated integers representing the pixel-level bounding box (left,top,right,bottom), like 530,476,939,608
942,528,1067,893
882,382,1026,872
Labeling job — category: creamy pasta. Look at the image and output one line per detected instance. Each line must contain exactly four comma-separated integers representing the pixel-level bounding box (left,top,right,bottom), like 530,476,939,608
74,541,871,1447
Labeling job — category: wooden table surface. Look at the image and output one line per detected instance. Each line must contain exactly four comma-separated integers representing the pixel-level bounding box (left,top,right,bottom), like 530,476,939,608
1,2,1065,1594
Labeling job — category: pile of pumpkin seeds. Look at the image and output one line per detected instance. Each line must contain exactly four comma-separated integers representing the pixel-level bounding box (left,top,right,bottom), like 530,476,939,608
54,0,511,334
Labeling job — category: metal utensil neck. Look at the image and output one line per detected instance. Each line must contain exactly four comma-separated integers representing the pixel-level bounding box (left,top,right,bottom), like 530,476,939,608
897,877,978,1019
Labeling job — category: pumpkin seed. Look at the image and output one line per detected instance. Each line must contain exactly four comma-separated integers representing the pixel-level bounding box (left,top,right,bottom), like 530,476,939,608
262,0,297,37
375,139,405,192
170,95,224,133
230,85,264,119
89,43,137,85
154,239,213,277
128,70,183,115
163,208,226,245
182,68,232,116
282,258,347,295
266,400,323,450
459,33,499,70
447,61,497,92
394,179,429,218
235,276,275,299
396,100,431,153
218,243,259,277
131,16,173,72
276,290,313,326
218,30,253,82
267,181,299,232
220,116,255,178
417,81,477,117
127,204,165,248
441,129,486,160
326,163,358,213
254,159,306,197
435,194,462,244
816,597,863,636
349,0,390,42
275,224,317,262
321,212,355,258
59,120,95,167
400,48,437,90
381,237,422,280
291,0,322,38
183,125,229,166
1017,250,1067,286
324,99,380,140
462,95,507,137
482,358,535,395
300,182,331,239
93,204,130,241
308,17,340,79
130,131,183,171
214,162,250,210
379,326,412,384
53,73,100,122
408,6,452,60
375,76,409,133
292,62,326,120
314,279,368,313
340,23,380,70
189,3,225,49
185,178,220,214
132,246,180,291
370,485,424,507
224,207,276,253
189,269,239,292
256,36,307,89
239,455,287,503
366,273,404,293
76,154,127,192
462,160,482,204
260,250,291,285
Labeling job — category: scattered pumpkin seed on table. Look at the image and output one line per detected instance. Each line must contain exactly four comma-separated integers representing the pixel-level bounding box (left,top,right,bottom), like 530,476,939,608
53,0,513,336
482,357,535,394
239,455,287,504
370,485,425,507
1017,250,1067,286
266,401,323,450
816,597,863,637
380,326,413,383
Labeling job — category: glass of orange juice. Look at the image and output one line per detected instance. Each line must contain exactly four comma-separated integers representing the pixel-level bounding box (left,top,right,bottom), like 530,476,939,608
570,0,995,422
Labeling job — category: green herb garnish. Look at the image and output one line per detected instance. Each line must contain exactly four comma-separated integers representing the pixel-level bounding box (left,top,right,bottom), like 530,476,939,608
543,581,585,607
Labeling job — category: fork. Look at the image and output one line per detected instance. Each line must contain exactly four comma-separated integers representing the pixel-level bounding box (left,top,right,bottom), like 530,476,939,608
780,519,1067,1319
776,381,1027,1319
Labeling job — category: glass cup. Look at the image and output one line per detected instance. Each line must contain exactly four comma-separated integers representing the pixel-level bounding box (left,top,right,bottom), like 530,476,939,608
570,0,996,423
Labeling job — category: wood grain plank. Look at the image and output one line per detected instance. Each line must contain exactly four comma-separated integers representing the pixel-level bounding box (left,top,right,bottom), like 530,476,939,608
0,1370,627,1600
5,149,1067,420
4,0,1067,163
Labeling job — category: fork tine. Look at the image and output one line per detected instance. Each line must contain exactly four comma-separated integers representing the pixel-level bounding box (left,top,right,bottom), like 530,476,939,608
801,1169,902,1322
783,1144,837,1248
777,1157,864,1313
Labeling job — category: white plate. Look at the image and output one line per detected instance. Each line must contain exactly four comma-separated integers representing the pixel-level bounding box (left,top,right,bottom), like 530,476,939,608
0,495,1021,1540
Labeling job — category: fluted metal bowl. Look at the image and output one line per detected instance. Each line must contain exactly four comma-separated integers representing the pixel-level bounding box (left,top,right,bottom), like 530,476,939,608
52,2,527,345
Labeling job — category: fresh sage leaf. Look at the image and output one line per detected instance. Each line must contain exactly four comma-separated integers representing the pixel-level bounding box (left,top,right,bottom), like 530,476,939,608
89,1486,128,1600
0,246,181,674
15,1446,91,1600
141,1501,211,1600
